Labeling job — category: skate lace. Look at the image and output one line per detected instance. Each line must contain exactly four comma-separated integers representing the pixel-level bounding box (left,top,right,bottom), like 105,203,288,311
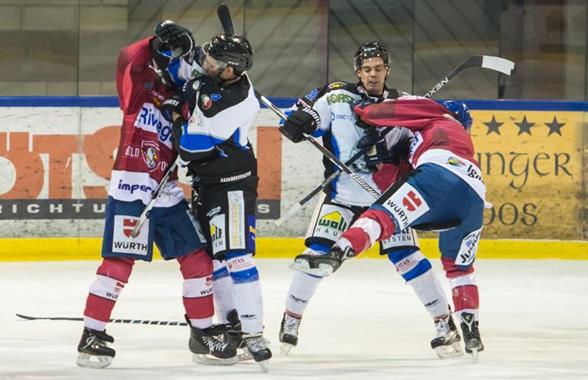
282,314,301,335
434,316,451,339
83,335,106,350
203,336,230,352
245,335,268,353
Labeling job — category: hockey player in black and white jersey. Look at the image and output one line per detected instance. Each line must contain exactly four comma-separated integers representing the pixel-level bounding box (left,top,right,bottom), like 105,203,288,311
156,24,271,370
278,41,463,359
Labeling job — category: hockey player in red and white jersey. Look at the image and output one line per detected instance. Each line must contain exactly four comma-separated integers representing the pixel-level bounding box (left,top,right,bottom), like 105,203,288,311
76,25,238,369
292,95,486,359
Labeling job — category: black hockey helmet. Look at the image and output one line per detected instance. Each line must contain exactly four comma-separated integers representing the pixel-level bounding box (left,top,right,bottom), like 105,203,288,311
203,33,254,73
354,41,389,70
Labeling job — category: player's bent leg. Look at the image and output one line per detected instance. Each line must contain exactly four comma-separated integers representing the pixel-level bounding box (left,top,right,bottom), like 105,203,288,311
78,257,134,369
387,249,463,359
225,252,272,367
178,249,237,365
292,209,393,277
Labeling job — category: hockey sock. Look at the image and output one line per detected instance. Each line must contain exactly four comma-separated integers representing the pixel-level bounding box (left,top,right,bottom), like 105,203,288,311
226,253,263,334
285,266,323,317
389,249,449,319
212,259,236,323
178,248,214,327
442,259,479,320
83,257,134,331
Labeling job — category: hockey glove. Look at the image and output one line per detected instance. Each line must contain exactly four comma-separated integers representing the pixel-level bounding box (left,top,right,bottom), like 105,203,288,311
161,93,184,123
279,108,320,143
439,100,472,130
171,117,185,145
154,20,194,58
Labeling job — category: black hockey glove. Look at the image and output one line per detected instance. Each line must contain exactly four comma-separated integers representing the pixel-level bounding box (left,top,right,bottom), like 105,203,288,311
363,141,393,171
387,134,413,165
171,116,185,145
154,20,194,57
160,93,184,123
279,108,320,143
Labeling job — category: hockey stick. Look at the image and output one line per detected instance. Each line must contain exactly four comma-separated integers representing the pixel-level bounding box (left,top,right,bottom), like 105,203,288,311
217,3,379,199
275,128,393,226
217,3,235,34
276,55,515,224
16,313,188,326
130,159,178,238
423,55,514,98
255,90,381,200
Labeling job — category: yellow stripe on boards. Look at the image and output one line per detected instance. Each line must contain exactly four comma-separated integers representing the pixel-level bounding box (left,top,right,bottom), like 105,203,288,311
0,237,585,262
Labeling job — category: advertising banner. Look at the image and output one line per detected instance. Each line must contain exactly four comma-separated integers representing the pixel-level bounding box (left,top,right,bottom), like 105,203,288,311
0,102,584,240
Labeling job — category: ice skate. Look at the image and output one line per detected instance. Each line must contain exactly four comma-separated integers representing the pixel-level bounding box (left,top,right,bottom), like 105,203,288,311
290,246,354,277
189,324,238,365
225,309,252,361
279,312,302,355
459,312,484,362
76,327,115,369
243,333,272,372
430,314,463,359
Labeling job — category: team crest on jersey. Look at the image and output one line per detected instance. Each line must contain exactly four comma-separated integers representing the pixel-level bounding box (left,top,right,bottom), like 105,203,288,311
200,94,212,110
141,140,160,171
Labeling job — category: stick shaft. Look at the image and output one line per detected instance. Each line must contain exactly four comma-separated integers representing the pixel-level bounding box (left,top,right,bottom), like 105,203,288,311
16,313,187,326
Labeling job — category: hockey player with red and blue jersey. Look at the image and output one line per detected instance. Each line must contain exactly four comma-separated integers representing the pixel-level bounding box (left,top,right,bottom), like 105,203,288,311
292,95,486,359
76,24,237,369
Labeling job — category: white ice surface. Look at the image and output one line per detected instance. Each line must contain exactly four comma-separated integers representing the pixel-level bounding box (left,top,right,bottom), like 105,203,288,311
1,259,587,380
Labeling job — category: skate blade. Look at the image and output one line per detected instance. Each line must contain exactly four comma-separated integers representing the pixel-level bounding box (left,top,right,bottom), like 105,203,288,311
257,359,269,372
280,342,294,356
237,348,253,361
76,353,113,369
289,261,332,277
434,342,464,359
192,353,238,366
467,348,480,363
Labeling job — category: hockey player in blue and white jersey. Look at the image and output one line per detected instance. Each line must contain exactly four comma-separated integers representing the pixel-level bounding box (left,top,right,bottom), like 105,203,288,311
278,41,465,359
155,21,271,369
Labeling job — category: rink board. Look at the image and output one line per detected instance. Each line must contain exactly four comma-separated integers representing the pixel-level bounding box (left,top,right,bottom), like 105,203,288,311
0,237,585,261
0,98,586,255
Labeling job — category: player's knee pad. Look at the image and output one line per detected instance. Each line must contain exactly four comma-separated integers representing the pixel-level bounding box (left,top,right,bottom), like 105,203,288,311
178,248,212,279
388,249,432,282
225,252,259,284
96,257,134,283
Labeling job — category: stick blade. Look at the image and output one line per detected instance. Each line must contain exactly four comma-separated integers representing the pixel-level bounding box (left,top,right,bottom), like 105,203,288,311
16,313,34,320
217,3,235,35
481,55,515,75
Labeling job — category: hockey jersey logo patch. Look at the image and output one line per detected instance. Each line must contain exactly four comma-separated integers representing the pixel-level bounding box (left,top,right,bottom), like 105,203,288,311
141,140,160,171
381,184,430,230
112,215,149,256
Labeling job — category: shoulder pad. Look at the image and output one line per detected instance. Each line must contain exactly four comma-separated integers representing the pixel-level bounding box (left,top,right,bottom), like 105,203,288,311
326,81,355,92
